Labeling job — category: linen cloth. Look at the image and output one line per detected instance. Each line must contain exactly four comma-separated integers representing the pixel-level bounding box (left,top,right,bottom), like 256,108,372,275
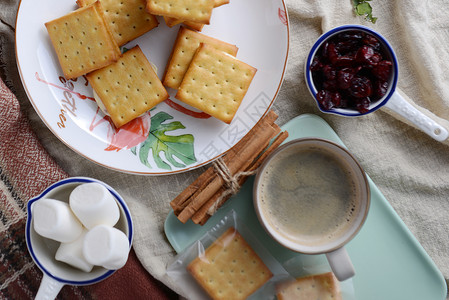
2,0,449,299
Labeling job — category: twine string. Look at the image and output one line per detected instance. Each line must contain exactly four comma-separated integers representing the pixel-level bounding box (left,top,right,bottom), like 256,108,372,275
207,158,256,215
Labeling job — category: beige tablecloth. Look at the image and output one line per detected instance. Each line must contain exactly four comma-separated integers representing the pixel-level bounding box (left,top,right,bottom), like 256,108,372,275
2,0,449,298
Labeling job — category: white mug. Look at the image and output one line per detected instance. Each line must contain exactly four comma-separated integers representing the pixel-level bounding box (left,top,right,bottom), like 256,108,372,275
253,138,370,281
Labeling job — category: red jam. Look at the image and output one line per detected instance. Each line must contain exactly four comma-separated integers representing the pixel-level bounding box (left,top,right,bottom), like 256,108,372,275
310,31,393,114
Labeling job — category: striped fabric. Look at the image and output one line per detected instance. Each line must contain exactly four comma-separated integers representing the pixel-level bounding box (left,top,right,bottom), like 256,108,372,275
0,78,176,299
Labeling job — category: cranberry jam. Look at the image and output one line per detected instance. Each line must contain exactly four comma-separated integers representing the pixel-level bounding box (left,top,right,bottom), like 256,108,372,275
310,30,393,114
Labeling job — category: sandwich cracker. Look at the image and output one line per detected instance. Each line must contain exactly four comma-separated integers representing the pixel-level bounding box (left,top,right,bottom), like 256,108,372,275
86,46,168,127
187,228,272,300
45,1,121,79
176,43,256,124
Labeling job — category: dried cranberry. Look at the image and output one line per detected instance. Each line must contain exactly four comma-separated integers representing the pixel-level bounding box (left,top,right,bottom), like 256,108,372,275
322,65,336,80
316,90,333,110
337,68,355,89
327,43,339,63
339,96,349,108
310,56,323,72
316,90,344,110
337,32,363,41
323,79,338,91
355,45,375,64
332,92,342,107
355,97,371,114
336,40,360,54
334,55,355,67
368,52,382,65
356,46,382,66
354,65,363,73
349,76,372,98
321,42,330,60
374,80,389,98
362,34,381,51
372,60,392,81
327,42,356,67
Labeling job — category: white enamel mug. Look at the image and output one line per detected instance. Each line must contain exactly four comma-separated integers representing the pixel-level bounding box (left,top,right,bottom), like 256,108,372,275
253,138,370,281
305,25,448,142
25,177,133,300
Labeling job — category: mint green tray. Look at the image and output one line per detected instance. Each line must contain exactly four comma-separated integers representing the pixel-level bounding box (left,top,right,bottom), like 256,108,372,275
164,114,447,300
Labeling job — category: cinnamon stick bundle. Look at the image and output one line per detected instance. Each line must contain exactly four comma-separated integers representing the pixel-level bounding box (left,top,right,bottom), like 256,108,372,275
170,110,288,225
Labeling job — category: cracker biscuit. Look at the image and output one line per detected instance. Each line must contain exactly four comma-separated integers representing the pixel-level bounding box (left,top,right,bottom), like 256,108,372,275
187,228,272,300
164,16,205,31
146,0,214,24
176,43,256,124
163,27,238,90
77,0,158,46
45,1,121,79
163,0,229,31
163,16,184,28
182,21,205,32
276,272,342,300
86,46,168,127
164,17,205,31
213,0,230,7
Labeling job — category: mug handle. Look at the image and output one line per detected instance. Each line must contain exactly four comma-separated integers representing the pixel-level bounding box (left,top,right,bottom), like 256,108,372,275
35,273,65,300
325,247,355,281
384,91,448,142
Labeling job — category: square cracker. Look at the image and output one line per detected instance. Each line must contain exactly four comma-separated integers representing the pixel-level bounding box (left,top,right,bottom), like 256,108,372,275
146,0,214,24
45,1,121,79
163,0,229,31
276,272,342,300
213,0,230,7
164,17,205,31
176,43,256,124
164,16,205,32
182,20,205,32
164,17,205,33
163,27,238,90
187,228,272,300
86,46,168,127
77,0,158,46
163,16,183,28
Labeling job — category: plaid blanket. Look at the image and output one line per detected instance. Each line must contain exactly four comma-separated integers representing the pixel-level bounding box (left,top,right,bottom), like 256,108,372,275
0,78,177,299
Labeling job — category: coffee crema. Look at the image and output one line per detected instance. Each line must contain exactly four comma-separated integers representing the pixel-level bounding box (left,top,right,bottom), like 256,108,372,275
257,144,360,247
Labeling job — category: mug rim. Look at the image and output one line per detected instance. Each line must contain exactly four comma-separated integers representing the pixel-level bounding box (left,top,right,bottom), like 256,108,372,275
253,137,371,254
25,176,133,286
304,24,399,116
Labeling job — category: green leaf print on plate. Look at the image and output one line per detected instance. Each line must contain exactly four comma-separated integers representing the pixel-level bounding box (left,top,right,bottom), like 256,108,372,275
136,111,197,170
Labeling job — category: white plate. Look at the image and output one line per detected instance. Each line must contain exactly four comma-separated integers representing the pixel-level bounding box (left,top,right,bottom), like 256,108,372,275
15,0,289,175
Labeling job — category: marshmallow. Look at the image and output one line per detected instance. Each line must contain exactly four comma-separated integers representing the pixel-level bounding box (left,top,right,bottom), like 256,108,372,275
83,225,130,270
33,198,83,243
69,182,120,229
55,229,94,272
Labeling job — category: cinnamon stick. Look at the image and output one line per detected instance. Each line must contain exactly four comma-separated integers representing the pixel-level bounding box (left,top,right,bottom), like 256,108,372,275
193,130,289,224
176,122,280,223
170,110,279,214
191,128,285,223
170,167,215,214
